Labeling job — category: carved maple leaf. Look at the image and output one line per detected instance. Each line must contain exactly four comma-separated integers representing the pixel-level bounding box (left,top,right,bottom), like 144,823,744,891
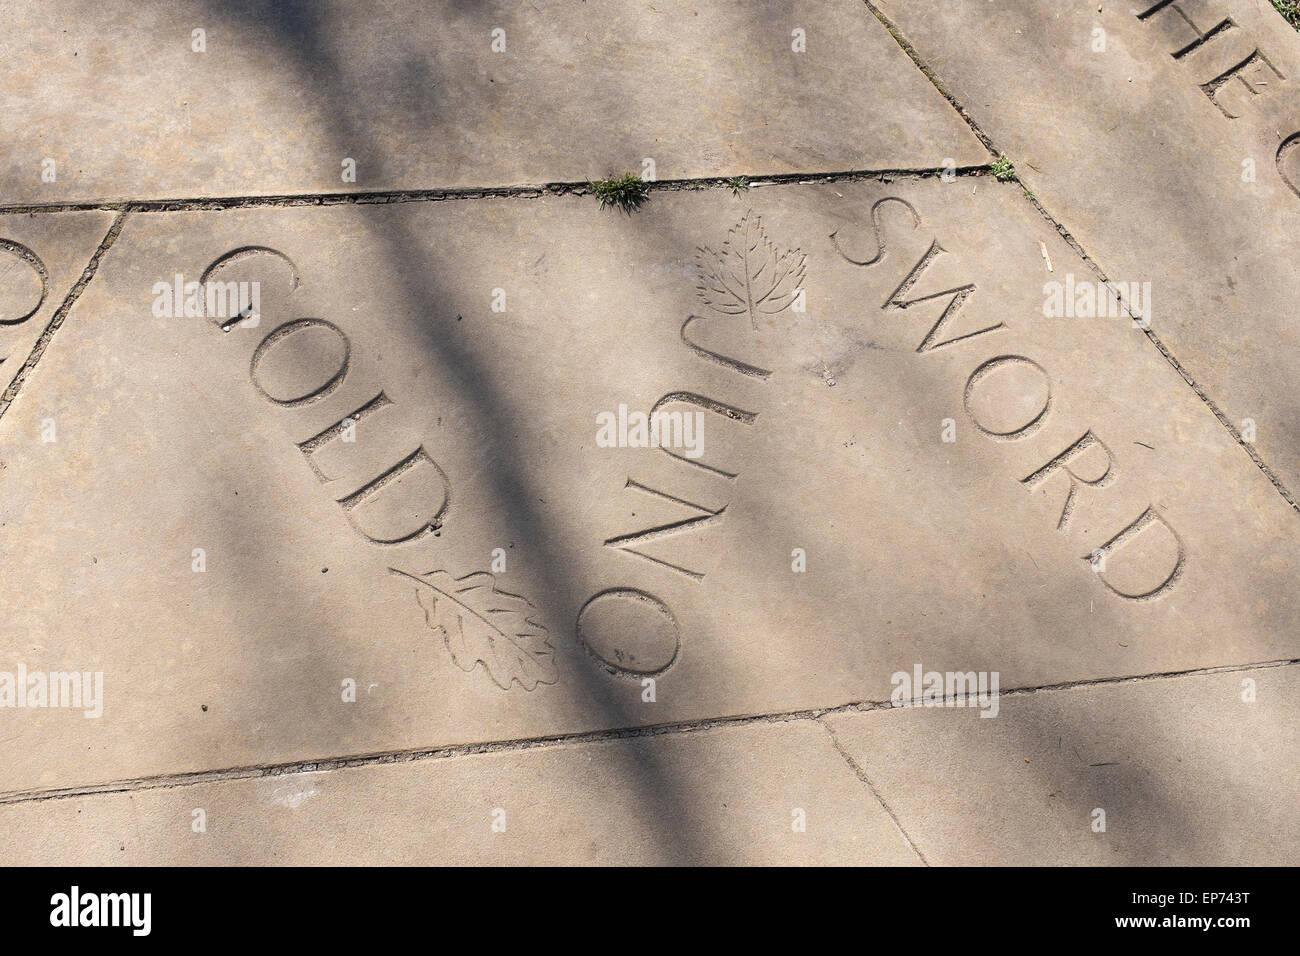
390,568,557,691
695,211,807,330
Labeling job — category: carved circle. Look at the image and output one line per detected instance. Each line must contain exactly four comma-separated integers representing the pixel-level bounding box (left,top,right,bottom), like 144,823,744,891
1277,133,1300,201
0,239,49,326
249,318,350,407
575,588,680,677
963,354,1053,441
201,245,300,293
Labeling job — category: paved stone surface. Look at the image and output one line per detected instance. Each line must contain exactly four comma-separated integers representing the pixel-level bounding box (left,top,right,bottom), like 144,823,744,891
0,0,987,203
1,180,1295,800
2,4,1297,867
825,664,1299,865
0,721,919,865
875,0,1300,496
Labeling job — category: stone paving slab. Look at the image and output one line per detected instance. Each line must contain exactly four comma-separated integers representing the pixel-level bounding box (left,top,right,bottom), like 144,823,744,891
0,0,988,204
825,664,1300,866
875,0,1300,496
1,180,1296,798
0,212,117,397
0,721,920,865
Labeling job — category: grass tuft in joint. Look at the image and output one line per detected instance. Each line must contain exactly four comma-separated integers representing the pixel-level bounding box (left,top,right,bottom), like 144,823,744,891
591,173,651,214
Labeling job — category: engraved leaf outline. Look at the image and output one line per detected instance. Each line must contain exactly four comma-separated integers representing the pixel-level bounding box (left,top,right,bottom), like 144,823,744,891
695,210,807,330
390,568,557,691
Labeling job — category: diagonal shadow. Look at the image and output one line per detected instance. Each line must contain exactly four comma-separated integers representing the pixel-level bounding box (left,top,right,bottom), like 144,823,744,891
20,0,1249,864
179,0,1222,864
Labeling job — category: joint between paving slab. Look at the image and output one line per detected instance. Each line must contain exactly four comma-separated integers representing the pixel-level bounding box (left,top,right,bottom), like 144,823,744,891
0,211,129,424
1135,324,1299,512
0,166,995,217
1013,183,1300,513
859,0,1000,160
0,657,1293,809
819,718,931,865
859,0,1300,517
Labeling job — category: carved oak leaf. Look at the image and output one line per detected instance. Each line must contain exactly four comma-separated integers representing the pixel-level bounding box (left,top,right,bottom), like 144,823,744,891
390,568,557,691
695,211,807,330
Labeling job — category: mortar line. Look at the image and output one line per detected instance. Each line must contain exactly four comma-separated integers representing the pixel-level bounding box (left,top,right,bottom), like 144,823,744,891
1,657,1293,807
858,1,1000,160
859,0,1300,515
1019,184,1300,513
0,166,992,216
820,718,930,865
0,211,129,424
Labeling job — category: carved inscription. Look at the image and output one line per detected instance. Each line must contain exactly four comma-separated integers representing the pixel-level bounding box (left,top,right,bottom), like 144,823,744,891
202,247,449,546
1137,1,1286,119
200,245,550,691
1136,0,1300,198
578,212,804,676
837,197,1185,601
